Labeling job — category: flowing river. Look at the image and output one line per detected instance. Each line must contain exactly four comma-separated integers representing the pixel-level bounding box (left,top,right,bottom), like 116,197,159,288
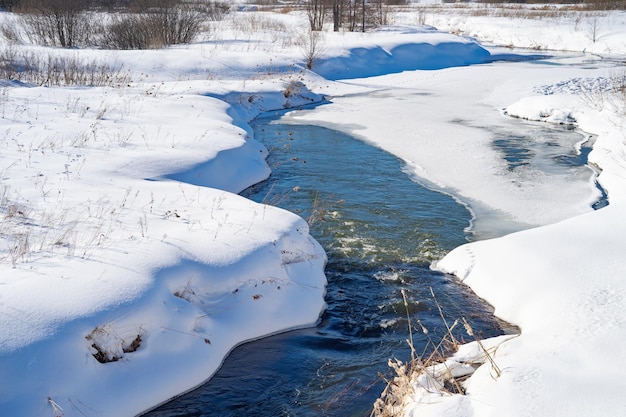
141,49,606,417
143,112,594,417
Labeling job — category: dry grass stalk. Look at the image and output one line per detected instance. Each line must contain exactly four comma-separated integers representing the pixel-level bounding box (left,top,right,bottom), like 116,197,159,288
372,287,503,417
86,324,143,364
47,397,64,417
463,317,501,379
0,48,130,87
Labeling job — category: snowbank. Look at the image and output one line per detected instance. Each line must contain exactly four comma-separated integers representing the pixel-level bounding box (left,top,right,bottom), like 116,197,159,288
421,83,626,417
432,204,626,417
315,27,490,80
0,53,327,417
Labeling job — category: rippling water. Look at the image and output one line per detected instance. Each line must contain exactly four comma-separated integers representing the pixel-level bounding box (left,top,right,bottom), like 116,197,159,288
144,114,511,417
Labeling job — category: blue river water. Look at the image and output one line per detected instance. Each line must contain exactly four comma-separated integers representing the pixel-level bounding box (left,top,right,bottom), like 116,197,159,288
143,113,514,417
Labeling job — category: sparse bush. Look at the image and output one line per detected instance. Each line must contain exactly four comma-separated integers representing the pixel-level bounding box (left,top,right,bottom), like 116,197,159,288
0,14,24,44
13,0,214,49
298,27,325,69
577,67,626,118
103,13,163,50
370,0,394,27
606,66,626,116
229,12,288,34
16,0,92,47
0,48,130,86
103,1,206,49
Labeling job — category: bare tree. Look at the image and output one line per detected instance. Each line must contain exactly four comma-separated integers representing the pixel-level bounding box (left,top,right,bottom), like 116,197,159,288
370,0,392,27
587,14,600,43
343,0,363,32
305,0,328,31
299,25,325,69
316,0,384,33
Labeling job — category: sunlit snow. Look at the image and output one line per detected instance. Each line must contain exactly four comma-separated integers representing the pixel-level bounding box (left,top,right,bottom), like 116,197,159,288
1,3,625,417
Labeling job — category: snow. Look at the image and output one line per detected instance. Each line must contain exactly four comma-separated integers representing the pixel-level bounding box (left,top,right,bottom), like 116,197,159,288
1,3,625,417
314,27,491,80
406,3,626,56
0,12,329,416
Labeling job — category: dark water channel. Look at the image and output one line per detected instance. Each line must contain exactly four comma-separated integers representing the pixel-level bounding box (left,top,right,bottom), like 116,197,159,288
144,113,512,417
489,121,608,210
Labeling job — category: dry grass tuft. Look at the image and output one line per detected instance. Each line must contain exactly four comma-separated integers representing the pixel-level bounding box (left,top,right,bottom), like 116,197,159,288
86,324,144,364
371,287,503,417
0,48,130,87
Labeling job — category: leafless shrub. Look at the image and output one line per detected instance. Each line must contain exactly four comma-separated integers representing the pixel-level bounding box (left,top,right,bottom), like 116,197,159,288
578,68,626,117
0,13,24,44
8,231,30,267
102,1,206,49
16,0,93,47
370,0,394,27
229,12,288,34
298,26,325,69
602,66,626,117
103,13,161,50
415,6,428,26
1,187,31,267
583,0,626,11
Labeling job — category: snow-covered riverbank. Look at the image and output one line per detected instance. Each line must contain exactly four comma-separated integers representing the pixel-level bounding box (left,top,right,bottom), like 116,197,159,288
1,5,625,417
0,12,333,416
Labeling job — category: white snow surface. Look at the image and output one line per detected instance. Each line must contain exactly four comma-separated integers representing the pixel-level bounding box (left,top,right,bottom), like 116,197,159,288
404,3,626,55
0,11,334,417
0,5,625,417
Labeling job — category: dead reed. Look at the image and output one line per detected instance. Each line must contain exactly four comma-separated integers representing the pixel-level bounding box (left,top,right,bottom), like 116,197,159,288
371,287,503,417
